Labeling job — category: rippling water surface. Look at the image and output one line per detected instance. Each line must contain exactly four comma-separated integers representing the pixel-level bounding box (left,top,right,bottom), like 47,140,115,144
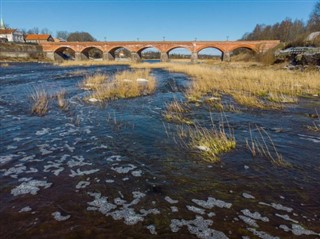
0,63,319,238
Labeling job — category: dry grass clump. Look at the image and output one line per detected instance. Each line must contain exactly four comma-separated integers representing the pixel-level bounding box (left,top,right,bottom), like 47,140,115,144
160,64,320,109
246,126,290,167
179,124,236,162
56,90,69,111
307,109,320,132
163,100,193,125
0,63,9,67
30,88,49,116
82,73,107,90
85,69,156,101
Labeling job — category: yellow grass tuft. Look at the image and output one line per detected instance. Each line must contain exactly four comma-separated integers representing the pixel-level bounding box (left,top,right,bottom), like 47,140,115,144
83,69,156,101
163,100,193,125
30,88,49,116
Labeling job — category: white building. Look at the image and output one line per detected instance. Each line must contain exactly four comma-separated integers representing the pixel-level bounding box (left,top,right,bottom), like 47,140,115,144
0,18,25,43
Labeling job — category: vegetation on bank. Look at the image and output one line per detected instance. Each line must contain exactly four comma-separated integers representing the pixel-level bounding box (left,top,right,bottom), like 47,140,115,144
82,69,156,101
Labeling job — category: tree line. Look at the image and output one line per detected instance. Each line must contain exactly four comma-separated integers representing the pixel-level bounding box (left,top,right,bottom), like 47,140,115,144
241,1,320,43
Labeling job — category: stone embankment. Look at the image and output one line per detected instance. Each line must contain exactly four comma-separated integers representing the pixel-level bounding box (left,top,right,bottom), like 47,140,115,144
0,43,46,61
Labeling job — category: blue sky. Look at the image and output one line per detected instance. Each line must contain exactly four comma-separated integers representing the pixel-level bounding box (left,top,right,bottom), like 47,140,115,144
1,0,317,41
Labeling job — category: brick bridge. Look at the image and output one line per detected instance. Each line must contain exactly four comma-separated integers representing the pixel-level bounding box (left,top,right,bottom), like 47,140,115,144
40,40,280,62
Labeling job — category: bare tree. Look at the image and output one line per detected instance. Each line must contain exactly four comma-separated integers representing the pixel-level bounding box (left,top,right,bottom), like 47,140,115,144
307,1,320,32
56,31,69,40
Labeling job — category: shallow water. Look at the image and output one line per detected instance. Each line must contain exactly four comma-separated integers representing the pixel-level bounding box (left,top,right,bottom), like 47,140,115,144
0,63,319,238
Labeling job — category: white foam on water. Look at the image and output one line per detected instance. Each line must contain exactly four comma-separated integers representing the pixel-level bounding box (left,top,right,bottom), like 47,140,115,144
147,224,157,235
7,145,17,150
187,205,206,215
52,211,71,221
20,155,36,162
19,206,32,213
279,224,320,236
239,215,259,227
165,196,179,204
171,206,179,213
170,216,229,239
208,212,216,217
131,170,142,177
241,209,269,222
64,144,75,153
192,197,232,209
67,156,91,168
122,177,129,181
242,193,255,199
298,134,320,143
3,165,26,177
106,155,123,162
105,179,114,183
69,168,99,177
275,213,298,223
35,128,50,136
38,144,53,155
0,154,18,165
259,202,293,213
111,164,136,174
87,191,159,226
76,181,90,189
247,228,279,239
11,180,52,196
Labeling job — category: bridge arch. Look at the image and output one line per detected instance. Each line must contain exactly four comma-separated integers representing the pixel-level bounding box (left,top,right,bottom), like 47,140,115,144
137,46,161,61
197,46,224,61
166,46,192,62
229,45,257,62
81,46,103,60
53,46,76,61
108,46,132,60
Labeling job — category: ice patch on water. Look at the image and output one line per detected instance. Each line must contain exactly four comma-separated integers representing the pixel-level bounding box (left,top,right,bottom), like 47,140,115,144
35,128,50,136
52,211,71,221
11,180,52,196
247,228,279,239
20,155,36,162
165,196,179,204
259,202,293,213
187,205,206,215
241,209,269,222
147,224,157,235
275,213,298,223
242,193,255,199
111,164,136,174
239,215,259,227
279,224,320,236
105,179,114,183
7,145,17,150
192,197,232,209
3,165,26,177
170,216,229,239
69,168,99,177
76,181,90,189
131,170,142,177
19,206,32,213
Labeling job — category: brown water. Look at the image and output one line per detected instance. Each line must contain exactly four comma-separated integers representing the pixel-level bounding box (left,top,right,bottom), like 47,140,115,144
0,63,319,239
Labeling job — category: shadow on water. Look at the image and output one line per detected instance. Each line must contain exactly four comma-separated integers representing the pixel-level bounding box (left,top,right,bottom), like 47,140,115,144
0,63,319,238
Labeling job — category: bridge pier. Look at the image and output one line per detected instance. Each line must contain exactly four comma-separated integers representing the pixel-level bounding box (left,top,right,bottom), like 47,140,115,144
75,52,88,61
131,52,141,63
103,52,115,61
46,52,55,61
191,52,198,63
222,52,231,62
160,52,169,62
